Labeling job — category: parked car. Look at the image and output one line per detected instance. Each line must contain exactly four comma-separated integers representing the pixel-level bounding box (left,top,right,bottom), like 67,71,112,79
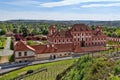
26,70,34,74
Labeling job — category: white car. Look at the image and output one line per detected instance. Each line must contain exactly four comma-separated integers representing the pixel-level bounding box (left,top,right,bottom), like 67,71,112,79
0,66,1,70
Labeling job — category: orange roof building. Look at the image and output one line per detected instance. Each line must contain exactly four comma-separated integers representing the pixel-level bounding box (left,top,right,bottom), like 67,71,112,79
14,24,107,62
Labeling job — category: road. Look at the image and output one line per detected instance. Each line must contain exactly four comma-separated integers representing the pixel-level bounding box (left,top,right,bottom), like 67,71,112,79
0,37,13,56
0,55,81,75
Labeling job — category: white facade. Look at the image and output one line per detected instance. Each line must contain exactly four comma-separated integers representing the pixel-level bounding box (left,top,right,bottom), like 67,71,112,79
15,51,35,57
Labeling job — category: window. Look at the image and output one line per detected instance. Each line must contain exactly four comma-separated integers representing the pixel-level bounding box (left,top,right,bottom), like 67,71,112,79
24,52,27,56
89,43,90,46
55,39,56,42
19,52,21,56
68,53,71,55
60,54,62,56
64,54,67,56
67,39,68,42
74,39,76,41
82,33,83,36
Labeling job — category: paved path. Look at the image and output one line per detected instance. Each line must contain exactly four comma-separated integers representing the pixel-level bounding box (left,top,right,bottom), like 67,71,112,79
0,37,13,56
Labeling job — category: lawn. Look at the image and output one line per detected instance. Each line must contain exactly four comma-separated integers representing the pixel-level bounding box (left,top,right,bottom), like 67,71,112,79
0,37,6,49
27,40,41,45
107,41,120,45
0,59,76,80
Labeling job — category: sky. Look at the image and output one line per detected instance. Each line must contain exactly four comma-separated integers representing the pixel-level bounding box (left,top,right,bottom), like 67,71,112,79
0,0,120,21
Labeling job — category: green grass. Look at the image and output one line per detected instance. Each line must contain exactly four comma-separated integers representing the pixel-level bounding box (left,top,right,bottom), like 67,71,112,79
0,59,76,80
8,55,14,62
62,56,120,80
0,37,6,49
107,41,120,45
27,40,41,45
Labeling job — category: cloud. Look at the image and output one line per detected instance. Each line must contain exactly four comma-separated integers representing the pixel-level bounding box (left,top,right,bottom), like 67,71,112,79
40,0,120,7
81,3,120,8
2,0,41,6
0,11,120,21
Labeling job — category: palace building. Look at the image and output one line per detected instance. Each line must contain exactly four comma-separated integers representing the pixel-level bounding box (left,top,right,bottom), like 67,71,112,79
14,24,107,62
48,24,106,47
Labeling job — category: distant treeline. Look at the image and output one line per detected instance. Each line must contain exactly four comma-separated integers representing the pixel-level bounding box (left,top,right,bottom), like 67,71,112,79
0,20,120,37
1,20,120,27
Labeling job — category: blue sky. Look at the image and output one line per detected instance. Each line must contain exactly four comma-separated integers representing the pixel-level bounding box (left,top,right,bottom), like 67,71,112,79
0,0,120,21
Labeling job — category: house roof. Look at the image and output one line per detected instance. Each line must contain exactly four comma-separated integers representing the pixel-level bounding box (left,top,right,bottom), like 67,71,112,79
71,24,90,31
6,31,13,35
81,46,107,52
14,40,35,52
30,44,55,54
14,40,107,54
54,43,73,52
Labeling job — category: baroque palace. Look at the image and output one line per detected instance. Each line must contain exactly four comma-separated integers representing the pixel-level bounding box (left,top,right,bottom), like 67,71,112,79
14,24,107,62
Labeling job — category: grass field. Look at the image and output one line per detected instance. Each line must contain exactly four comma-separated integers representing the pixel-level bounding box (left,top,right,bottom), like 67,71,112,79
0,59,76,80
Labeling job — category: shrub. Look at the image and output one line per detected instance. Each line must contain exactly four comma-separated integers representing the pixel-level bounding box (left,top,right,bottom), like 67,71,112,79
10,40,14,50
9,54,14,62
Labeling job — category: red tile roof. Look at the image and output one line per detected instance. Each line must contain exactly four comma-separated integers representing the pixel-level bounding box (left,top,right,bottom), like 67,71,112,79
81,46,107,52
14,40,35,52
73,45,84,53
71,24,90,31
14,41,107,54
30,44,55,54
54,43,73,52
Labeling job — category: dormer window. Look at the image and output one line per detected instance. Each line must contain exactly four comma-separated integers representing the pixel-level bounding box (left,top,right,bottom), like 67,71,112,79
52,44,54,47
47,45,50,47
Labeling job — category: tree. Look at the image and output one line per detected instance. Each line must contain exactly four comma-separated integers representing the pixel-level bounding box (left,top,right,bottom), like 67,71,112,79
42,30,48,35
115,29,120,37
13,28,18,33
22,27,28,37
0,29,6,35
